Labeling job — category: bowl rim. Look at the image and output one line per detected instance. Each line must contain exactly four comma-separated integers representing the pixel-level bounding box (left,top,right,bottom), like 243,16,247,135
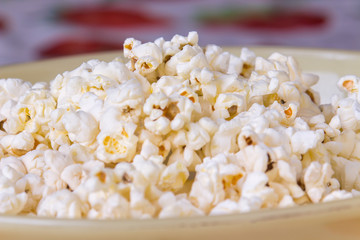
1,46,360,230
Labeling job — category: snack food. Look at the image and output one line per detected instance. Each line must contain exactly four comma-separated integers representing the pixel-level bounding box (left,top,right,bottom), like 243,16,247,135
0,32,359,219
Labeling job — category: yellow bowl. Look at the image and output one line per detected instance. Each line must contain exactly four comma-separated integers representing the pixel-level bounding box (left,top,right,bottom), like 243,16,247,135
0,47,360,240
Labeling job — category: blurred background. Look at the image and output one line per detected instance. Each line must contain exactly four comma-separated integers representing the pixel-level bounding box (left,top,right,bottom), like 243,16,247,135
0,0,360,66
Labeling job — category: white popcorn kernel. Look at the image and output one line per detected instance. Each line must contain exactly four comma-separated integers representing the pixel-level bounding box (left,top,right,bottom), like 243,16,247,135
158,192,204,218
268,52,288,63
20,150,48,176
240,48,256,66
0,78,32,106
37,189,87,218
322,190,353,202
78,92,104,121
236,145,268,173
166,45,209,78
132,43,162,63
123,38,141,59
135,56,160,75
60,164,85,190
210,199,241,215
333,130,356,159
87,192,129,219
133,155,163,184
144,116,171,135
0,156,26,182
215,71,247,94
171,31,199,47
277,82,301,103
140,139,159,159
337,75,359,95
43,169,67,191
303,162,334,203
329,115,341,130
96,129,138,163
48,108,71,149
152,76,183,96
189,154,243,212
277,160,304,198
238,196,263,212
91,60,134,84
227,54,244,75
210,118,245,156
336,98,360,130
198,117,218,136
158,160,189,191
44,150,73,176
167,147,201,171
255,57,275,73
129,183,157,218
301,73,319,88
186,122,210,150
212,93,246,120
1,131,35,156
62,110,99,147
212,52,231,73
186,31,199,45
241,171,277,209
0,187,27,215
17,173,45,212
331,156,360,191
278,195,296,208
290,130,322,154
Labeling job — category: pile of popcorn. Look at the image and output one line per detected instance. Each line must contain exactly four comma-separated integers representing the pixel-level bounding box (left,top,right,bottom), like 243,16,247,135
1,32,360,219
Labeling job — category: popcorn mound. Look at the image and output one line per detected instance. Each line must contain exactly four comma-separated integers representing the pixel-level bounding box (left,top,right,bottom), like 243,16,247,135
0,32,360,219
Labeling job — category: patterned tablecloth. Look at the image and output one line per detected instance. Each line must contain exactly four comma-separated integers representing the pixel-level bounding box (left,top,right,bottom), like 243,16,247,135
0,0,360,66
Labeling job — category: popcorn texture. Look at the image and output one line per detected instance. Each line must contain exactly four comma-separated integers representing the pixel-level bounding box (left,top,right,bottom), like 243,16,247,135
0,32,359,219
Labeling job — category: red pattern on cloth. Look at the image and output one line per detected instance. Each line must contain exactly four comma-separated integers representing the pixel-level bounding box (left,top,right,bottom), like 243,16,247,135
0,16,6,31
39,38,123,58
59,6,170,28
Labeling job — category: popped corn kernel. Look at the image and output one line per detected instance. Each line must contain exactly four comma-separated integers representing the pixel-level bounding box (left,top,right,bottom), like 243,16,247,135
37,189,87,218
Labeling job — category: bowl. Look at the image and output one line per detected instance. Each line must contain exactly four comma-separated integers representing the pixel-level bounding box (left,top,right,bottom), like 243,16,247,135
0,47,360,240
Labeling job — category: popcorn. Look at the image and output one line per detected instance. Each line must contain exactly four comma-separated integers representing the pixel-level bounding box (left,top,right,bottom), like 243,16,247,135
236,145,269,173
0,187,27,214
1,31,360,220
20,150,48,176
0,78,32,106
277,160,304,198
337,75,359,97
123,38,141,59
0,156,26,182
212,93,246,120
158,160,189,191
62,110,99,147
16,173,45,212
158,192,204,218
290,130,323,154
60,164,85,190
303,162,335,203
96,108,138,163
96,128,138,163
1,131,35,156
240,171,277,209
87,192,130,219
37,189,87,218
322,190,353,202
209,199,241,215
189,154,244,212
